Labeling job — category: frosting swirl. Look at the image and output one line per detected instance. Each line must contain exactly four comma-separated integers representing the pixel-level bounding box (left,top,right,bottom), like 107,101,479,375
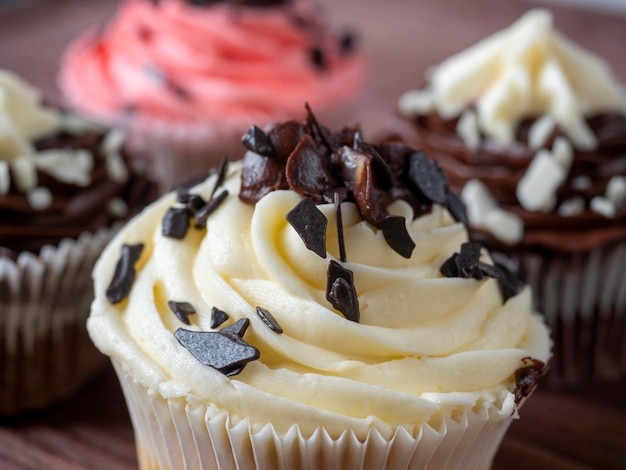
59,0,364,127
89,120,550,437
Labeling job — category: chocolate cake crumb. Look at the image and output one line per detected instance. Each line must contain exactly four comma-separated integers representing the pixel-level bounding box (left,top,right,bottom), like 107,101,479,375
162,207,191,239
381,215,415,259
168,300,196,325
286,197,327,258
514,357,546,404
194,190,229,228
256,306,283,334
326,260,359,322
210,307,230,329
242,125,274,157
174,327,260,377
105,243,144,304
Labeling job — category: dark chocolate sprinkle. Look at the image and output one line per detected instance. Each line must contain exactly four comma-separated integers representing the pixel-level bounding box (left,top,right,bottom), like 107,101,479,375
220,318,250,338
445,192,468,226
310,47,326,70
174,328,260,377
326,260,359,322
187,193,208,213
241,125,274,157
168,300,196,325
285,197,328,258
440,253,459,278
194,190,229,229
494,260,525,303
478,262,505,280
381,216,415,259
105,243,144,304
211,157,229,199
334,192,347,262
210,307,230,329
162,207,191,239
408,150,448,204
514,358,546,404
256,306,283,334
456,242,482,279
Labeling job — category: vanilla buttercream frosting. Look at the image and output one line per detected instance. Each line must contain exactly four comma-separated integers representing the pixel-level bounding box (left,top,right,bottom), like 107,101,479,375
88,122,550,438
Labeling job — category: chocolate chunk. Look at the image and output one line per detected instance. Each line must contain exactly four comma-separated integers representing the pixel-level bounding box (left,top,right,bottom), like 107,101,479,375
210,306,229,329
168,300,196,325
239,147,289,204
242,125,274,157
256,306,283,334
334,191,347,262
187,193,207,213
310,47,326,70
162,207,191,239
286,197,327,258
445,192,468,225
381,216,415,259
440,252,459,278
354,139,393,189
326,260,359,322
105,243,144,304
220,318,250,338
174,328,260,377
194,190,229,229
456,242,482,279
492,258,525,303
514,358,546,404
408,151,448,204
211,157,229,198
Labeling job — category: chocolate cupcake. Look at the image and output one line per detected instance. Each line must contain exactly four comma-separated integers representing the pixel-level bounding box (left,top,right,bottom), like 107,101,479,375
395,9,626,388
88,109,550,469
0,70,158,414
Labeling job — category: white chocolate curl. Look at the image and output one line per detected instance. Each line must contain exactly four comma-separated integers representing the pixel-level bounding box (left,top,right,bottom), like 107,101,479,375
405,9,626,150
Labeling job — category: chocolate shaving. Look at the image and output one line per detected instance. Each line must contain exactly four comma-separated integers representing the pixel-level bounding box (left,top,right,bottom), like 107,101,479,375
162,207,191,239
326,260,359,322
105,243,144,304
194,190,229,229
334,191,347,262
445,192,468,225
220,318,250,338
285,197,327,258
440,242,506,282
168,300,196,325
242,125,274,157
256,306,283,334
440,253,459,278
408,150,448,204
514,357,546,404
490,255,525,303
210,306,229,329
381,216,415,259
212,157,229,198
174,327,259,377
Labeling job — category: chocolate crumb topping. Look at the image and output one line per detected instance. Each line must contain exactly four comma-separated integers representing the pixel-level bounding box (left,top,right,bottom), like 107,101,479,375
326,260,360,322
285,197,327,258
105,243,144,304
210,306,229,329
242,125,274,157
256,306,283,334
168,300,196,325
174,326,260,377
162,207,191,239
514,357,547,404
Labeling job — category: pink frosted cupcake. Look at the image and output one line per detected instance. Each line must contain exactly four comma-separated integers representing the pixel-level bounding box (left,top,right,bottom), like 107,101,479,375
59,0,365,189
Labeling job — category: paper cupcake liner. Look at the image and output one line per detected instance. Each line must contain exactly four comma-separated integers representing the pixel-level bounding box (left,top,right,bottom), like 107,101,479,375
0,228,116,415
501,240,626,389
112,361,521,470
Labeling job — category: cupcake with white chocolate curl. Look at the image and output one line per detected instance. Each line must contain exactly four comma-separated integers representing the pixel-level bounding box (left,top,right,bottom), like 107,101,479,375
0,70,157,415
396,9,626,389
88,107,550,469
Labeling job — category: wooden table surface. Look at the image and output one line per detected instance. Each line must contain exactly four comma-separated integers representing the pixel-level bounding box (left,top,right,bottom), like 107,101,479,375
1,0,625,468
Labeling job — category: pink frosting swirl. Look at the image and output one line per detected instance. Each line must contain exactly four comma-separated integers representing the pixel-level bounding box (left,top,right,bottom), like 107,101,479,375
59,0,365,127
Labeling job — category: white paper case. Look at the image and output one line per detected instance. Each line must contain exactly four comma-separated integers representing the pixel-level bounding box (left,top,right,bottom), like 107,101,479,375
113,361,520,470
505,240,626,389
0,228,115,414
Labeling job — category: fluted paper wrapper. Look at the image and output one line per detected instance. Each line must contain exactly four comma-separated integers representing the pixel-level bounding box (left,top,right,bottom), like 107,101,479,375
113,362,518,470
505,240,626,389
0,230,114,415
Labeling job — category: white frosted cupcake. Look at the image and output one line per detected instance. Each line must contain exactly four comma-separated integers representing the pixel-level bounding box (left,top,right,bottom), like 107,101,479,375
0,70,157,415
88,113,551,468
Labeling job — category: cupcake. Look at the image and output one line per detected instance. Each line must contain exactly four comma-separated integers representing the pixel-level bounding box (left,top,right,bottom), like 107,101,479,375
58,0,365,190
0,69,158,415
396,9,626,388
88,110,550,469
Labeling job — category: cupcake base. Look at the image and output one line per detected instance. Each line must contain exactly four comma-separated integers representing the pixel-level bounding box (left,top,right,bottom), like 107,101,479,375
113,361,520,470
0,230,114,415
